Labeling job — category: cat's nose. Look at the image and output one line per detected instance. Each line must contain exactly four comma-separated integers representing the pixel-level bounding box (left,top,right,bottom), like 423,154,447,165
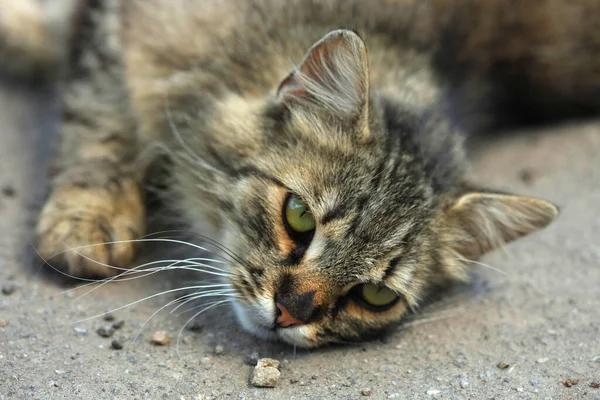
274,290,316,328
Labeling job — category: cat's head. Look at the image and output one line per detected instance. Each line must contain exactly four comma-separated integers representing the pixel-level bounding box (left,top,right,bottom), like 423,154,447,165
175,30,558,347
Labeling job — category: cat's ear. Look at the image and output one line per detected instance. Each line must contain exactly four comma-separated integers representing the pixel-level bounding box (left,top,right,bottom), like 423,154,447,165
442,191,559,259
277,29,369,122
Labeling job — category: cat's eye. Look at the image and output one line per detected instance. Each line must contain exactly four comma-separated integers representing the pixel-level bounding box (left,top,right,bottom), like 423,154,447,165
285,194,316,233
354,283,399,311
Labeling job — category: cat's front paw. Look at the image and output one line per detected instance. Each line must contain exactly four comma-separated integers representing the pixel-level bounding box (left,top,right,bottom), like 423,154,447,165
35,179,145,278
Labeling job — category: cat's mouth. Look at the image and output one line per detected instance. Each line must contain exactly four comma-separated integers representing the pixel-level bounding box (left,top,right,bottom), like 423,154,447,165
230,297,320,347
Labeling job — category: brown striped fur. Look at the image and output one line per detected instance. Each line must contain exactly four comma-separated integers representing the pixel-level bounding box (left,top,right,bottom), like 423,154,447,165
5,0,596,346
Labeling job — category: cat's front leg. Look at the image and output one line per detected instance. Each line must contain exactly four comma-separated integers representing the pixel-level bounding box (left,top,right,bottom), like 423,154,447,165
36,161,145,278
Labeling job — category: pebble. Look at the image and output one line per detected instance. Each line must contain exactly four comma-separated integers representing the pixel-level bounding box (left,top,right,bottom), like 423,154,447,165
251,358,281,388
110,340,123,350
2,283,16,295
460,379,469,388
151,331,170,345
518,168,535,185
214,344,225,355
244,351,260,366
563,378,580,387
497,362,510,369
0,319,7,327
591,381,600,389
361,389,372,396
379,364,397,372
536,357,550,364
515,387,524,393
73,327,87,335
97,326,115,338
112,320,125,330
426,389,441,396
2,185,15,197
187,321,203,332
387,394,401,399
103,314,115,322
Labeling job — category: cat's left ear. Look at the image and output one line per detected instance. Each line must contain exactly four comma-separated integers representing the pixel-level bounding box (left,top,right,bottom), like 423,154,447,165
277,29,369,124
442,191,559,259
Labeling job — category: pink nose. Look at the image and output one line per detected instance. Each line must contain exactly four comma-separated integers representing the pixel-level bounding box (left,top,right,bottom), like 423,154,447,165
275,303,304,327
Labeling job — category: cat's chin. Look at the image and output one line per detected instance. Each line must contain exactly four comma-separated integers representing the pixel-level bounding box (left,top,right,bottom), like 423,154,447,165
231,299,320,347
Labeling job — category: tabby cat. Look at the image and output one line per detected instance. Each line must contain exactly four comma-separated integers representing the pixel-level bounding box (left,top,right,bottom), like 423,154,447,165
3,0,599,347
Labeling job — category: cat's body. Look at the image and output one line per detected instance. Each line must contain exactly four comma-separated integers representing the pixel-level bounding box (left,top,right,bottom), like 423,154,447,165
4,0,598,346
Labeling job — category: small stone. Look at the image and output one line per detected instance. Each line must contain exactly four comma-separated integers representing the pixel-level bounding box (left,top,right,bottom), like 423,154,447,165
593,356,600,363
112,320,125,330
426,389,441,396
497,362,510,369
536,357,550,364
518,168,535,185
186,321,203,332
200,356,211,364
379,364,397,372
2,185,16,197
460,379,469,388
110,340,123,350
103,314,115,322
244,351,260,366
591,381,600,389
251,358,281,388
454,359,466,368
2,283,16,295
563,378,580,388
361,389,372,396
0,319,8,327
214,344,225,355
73,327,87,335
515,387,524,393
96,326,115,338
387,394,401,399
151,331,170,345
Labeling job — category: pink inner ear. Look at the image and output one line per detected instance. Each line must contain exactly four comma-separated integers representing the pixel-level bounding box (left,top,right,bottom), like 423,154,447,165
275,29,369,117
277,72,305,99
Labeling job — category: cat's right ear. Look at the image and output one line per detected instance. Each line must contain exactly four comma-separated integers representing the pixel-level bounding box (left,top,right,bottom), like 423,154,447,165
276,29,369,125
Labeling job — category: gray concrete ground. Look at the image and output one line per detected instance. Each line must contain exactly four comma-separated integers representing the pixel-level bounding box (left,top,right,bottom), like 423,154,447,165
0,82,599,400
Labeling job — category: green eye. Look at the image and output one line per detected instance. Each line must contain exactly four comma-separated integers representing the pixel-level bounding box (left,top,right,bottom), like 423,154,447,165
285,194,316,233
358,283,399,308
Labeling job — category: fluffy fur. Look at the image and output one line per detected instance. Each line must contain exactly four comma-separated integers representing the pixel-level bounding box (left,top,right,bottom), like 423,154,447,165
4,0,597,346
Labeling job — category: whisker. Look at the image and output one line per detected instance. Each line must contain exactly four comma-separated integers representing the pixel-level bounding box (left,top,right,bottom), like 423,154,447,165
454,255,510,277
172,292,240,316
130,290,235,343
74,284,236,324
176,299,232,357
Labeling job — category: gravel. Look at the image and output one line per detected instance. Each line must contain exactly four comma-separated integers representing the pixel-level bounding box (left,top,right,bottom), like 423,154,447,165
244,351,260,366
251,358,281,388
151,331,170,345
73,327,87,335
112,320,125,330
1,282,16,295
110,340,123,350
96,326,115,338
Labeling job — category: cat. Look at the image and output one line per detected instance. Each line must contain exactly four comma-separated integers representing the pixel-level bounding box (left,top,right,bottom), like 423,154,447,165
3,0,599,347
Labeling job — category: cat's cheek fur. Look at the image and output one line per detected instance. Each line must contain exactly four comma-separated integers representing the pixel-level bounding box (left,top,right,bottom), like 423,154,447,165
230,299,279,342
